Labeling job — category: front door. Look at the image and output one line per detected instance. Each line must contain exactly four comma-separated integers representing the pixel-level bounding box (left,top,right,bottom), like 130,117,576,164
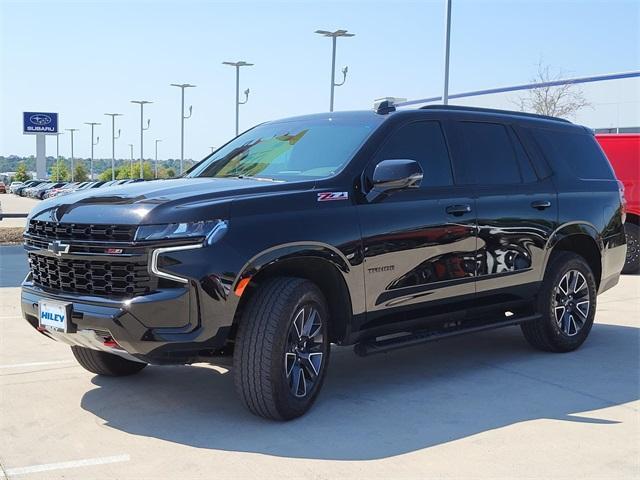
356,120,477,335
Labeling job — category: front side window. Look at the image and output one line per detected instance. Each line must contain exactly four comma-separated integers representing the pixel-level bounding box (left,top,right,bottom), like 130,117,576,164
188,117,380,182
374,121,454,188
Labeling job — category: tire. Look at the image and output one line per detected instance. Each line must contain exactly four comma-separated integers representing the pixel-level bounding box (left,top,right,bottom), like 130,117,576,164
71,346,147,376
521,252,597,352
622,222,640,274
233,277,330,420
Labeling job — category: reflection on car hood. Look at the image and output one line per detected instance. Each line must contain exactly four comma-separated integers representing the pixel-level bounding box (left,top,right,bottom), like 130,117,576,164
28,177,309,225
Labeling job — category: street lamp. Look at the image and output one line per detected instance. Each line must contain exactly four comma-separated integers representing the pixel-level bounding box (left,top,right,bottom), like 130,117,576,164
65,128,79,181
84,122,100,180
170,83,196,175
104,113,122,180
128,143,134,179
222,61,253,136
154,139,162,179
130,100,152,179
314,29,354,112
442,0,452,105
53,132,64,181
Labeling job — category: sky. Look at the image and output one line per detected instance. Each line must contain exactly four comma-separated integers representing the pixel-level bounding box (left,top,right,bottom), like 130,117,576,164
1,0,639,161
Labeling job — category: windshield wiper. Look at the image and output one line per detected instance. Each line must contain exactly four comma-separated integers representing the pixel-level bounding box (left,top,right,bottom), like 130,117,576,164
224,175,284,183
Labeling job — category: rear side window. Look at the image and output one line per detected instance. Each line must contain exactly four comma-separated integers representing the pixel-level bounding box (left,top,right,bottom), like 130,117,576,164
375,121,453,187
533,128,615,180
456,122,522,185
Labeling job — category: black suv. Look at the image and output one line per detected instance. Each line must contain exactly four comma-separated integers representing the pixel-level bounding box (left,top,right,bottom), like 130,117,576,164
21,104,627,420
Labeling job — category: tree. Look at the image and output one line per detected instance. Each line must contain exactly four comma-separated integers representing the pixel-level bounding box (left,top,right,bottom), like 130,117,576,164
116,161,156,180
165,168,176,178
49,162,70,181
74,164,89,182
515,62,590,119
99,169,115,182
14,162,31,182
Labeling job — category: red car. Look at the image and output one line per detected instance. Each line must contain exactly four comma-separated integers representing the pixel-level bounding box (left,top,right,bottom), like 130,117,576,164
596,134,639,273
0,182,6,194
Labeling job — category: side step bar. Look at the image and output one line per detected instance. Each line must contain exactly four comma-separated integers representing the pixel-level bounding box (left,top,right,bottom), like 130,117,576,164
353,314,541,357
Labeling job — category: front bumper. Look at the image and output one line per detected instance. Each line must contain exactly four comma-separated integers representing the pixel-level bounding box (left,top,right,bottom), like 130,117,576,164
21,267,236,365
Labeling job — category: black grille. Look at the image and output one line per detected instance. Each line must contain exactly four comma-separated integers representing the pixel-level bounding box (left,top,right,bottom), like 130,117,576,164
28,220,136,242
28,253,153,297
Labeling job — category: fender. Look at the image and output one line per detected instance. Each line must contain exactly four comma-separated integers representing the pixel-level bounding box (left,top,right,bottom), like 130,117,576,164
233,241,363,341
541,221,604,281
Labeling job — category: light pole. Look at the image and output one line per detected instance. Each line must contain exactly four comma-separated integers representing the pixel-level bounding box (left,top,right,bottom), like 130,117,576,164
314,29,354,112
442,0,452,105
65,128,79,181
170,83,195,175
104,113,122,181
154,139,162,179
128,143,134,179
53,132,64,181
131,100,152,179
222,61,253,136
84,122,100,180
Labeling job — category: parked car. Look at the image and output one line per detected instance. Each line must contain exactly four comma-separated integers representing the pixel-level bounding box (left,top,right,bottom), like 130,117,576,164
9,181,24,194
596,134,639,273
22,104,626,420
0,182,6,194
16,180,45,196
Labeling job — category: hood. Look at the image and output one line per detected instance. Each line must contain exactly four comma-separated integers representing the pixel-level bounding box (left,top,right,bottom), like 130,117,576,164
29,177,310,225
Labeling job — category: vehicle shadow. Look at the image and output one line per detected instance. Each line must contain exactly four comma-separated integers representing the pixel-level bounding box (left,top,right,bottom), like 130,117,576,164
81,323,639,461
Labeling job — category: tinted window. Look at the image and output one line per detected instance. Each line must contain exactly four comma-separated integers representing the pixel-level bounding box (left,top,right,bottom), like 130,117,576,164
510,130,537,182
188,117,381,182
375,121,453,187
533,129,615,180
456,122,521,185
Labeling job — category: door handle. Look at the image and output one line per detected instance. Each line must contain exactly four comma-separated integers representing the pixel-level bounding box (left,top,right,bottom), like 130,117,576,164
446,204,472,216
531,200,552,210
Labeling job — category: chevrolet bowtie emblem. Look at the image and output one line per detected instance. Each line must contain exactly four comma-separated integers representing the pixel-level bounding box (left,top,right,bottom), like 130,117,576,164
48,240,70,256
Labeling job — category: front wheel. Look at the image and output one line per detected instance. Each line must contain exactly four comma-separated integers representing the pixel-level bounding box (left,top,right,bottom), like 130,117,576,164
521,252,597,352
233,277,330,420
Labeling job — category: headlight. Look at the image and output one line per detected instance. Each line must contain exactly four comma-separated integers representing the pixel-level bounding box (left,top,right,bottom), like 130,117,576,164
135,220,228,244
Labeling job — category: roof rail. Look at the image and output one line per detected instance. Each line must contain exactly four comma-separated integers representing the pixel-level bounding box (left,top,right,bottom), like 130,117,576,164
419,104,572,124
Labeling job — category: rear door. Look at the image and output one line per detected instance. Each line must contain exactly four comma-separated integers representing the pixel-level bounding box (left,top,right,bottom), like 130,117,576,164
450,120,558,305
356,120,477,333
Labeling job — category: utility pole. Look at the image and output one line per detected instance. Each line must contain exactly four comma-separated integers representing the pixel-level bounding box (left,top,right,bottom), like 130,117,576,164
442,0,452,105
222,61,253,135
65,128,79,181
154,139,162,179
104,113,122,181
315,29,354,112
130,100,152,178
54,132,63,181
170,83,195,174
84,122,100,180
128,143,134,179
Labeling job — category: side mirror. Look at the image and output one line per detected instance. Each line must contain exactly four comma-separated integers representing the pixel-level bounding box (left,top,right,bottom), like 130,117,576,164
366,159,423,202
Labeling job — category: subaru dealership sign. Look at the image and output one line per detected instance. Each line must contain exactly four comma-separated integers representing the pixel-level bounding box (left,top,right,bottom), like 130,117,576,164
23,112,58,134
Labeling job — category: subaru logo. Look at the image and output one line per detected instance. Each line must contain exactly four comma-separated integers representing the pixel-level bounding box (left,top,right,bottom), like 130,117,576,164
30,114,52,126
47,240,70,256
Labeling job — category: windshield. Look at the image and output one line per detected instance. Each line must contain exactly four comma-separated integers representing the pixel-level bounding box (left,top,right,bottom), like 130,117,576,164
187,116,380,182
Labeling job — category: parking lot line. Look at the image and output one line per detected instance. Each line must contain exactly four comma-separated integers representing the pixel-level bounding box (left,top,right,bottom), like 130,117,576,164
5,454,130,477
0,360,74,369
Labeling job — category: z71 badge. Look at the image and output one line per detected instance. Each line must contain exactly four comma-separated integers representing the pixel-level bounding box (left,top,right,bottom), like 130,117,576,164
317,192,349,202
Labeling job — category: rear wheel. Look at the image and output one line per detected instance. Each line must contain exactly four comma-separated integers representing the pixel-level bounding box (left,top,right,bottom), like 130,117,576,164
233,277,330,420
521,252,597,352
71,346,147,376
623,223,639,274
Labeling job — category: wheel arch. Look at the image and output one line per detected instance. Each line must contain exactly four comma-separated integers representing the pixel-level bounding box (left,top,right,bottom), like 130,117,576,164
231,243,355,344
545,222,603,288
